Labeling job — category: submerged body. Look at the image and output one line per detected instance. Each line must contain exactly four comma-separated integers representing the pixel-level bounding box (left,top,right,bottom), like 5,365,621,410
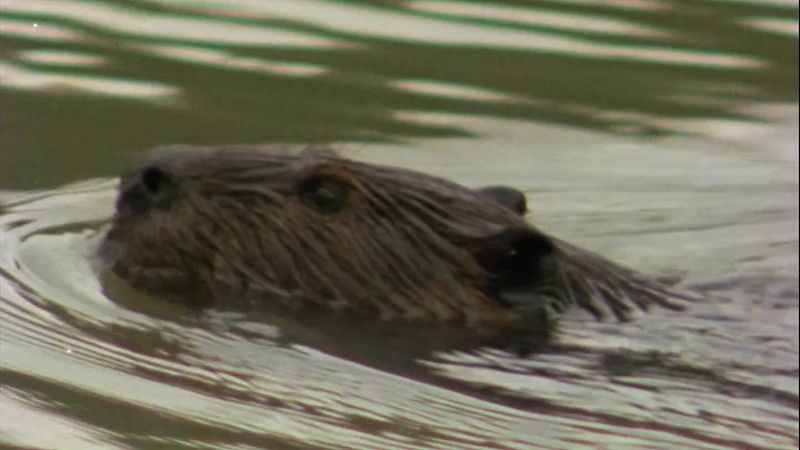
102,145,693,329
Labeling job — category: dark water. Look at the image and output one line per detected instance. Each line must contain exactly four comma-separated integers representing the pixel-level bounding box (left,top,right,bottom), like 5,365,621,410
1,1,798,449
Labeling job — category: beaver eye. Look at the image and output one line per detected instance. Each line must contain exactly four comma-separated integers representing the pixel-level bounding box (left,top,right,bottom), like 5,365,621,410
300,177,348,214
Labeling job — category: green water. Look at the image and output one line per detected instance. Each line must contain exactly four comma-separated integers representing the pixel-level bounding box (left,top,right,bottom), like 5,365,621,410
0,1,798,449
1,0,797,188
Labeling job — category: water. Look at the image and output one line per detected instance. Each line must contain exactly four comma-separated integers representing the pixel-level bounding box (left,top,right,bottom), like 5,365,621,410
1,1,798,449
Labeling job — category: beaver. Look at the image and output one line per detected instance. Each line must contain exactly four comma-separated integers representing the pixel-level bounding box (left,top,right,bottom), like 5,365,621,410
101,145,694,329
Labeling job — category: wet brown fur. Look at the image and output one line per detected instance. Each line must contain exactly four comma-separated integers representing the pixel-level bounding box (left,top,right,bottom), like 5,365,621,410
102,145,695,329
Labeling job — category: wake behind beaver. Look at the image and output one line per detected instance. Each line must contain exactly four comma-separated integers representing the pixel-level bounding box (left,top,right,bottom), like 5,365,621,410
101,145,698,331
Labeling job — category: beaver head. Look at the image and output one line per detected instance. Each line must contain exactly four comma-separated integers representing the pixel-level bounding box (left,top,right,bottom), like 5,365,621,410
102,145,691,328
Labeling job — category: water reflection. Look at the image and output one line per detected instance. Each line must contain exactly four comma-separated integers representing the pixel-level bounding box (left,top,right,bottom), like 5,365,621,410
0,61,180,99
408,1,672,37
17,49,106,67
0,18,83,42
140,44,330,78
2,0,349,48
1,0,797,188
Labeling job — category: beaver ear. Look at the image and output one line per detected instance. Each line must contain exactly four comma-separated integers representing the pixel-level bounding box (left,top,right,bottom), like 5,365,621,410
477,186,527,215
474,227,555,291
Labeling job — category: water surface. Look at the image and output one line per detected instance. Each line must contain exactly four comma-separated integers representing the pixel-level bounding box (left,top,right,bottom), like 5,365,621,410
1,1,798,449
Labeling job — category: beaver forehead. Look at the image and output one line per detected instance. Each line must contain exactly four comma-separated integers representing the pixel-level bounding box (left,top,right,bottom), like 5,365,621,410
128,145,308,179
132,145,506,208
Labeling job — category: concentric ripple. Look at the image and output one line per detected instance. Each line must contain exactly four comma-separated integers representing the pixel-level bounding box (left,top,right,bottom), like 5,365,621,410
1,136,798,449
